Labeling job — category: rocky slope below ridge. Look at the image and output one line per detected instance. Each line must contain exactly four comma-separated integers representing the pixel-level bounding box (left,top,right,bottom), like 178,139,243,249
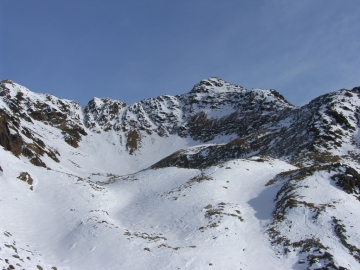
83,77,293,139
0,79,86,168
1,77,360,170
264,162,360,268
152,86,360,168
0,77,294,168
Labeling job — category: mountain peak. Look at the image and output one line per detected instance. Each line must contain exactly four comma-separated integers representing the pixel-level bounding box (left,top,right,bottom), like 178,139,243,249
189,77,245,94
1,79,32,98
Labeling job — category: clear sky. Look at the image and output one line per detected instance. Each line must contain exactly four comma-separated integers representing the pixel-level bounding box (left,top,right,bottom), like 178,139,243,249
1,0,360,106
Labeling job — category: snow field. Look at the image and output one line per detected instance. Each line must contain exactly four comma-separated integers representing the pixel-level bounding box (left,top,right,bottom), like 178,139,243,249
1,147,298,269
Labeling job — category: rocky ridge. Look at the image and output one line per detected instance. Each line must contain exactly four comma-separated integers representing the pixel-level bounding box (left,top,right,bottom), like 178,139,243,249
1,77,297,168
152,86,360,169
3,77,360,168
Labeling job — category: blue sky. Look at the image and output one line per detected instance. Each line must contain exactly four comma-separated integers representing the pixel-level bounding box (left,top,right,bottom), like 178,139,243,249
1,1,360,106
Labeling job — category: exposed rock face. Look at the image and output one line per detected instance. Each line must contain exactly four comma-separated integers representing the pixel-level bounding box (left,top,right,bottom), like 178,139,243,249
1,78,360,167
126,130,140,155
152,85,360,168
0,109,23,157
0,80,86,166
17,171,34,190
82,77,294,141
84,97,126,131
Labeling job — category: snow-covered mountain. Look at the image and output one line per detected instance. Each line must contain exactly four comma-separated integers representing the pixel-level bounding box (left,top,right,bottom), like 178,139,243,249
1,78,360,269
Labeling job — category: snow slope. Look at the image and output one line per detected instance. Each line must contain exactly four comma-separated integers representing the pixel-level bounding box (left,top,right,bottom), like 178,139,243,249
1,146,298,269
